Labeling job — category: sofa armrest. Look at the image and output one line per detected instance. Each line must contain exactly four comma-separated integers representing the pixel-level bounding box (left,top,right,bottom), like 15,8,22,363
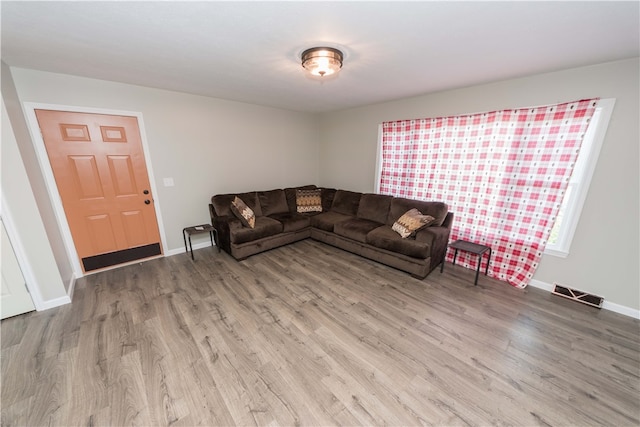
441,211,454,230
416,222,452,268
209,203,216,222
212,214,237,254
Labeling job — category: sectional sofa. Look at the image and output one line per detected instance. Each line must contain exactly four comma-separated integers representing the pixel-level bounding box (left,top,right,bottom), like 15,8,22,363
209,185,453,278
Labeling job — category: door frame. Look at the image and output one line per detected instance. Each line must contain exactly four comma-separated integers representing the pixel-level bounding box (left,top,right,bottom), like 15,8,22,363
23,102,168,278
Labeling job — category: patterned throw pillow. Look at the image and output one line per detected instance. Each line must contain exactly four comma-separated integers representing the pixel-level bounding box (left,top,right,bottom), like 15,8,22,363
296,189,322,213
230,196,256,228
392,208,435,238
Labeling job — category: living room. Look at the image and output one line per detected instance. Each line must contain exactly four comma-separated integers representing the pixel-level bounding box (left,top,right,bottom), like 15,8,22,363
1,1,639,425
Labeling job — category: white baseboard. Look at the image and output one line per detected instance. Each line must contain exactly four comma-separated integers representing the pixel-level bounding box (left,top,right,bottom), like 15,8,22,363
37,272,74,310
165,241,215,257
38,295,72,310
528,279,555,292
66,273,77,302
529,279,640,320
601,300,640,319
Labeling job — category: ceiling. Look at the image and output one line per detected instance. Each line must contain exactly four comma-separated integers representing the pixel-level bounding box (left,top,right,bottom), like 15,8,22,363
2,1,639,113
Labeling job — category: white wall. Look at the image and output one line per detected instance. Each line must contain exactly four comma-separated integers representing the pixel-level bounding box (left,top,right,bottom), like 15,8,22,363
1,99,68,304
318,58,640,311
9,67,320,253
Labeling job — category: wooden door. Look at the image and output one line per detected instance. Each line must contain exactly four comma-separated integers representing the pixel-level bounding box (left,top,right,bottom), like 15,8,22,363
1,219,35,318
35,110,162,272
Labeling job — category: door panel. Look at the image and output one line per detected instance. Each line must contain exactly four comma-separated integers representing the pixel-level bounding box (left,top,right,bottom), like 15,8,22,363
85,214,118,254
70,155,104,199
60,123,90,141
107,155,137,196
121,210,147,247
100,126,127,142
35,109,162,271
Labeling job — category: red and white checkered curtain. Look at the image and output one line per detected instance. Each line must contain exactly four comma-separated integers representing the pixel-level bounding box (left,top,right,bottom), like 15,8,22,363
379,99,598,288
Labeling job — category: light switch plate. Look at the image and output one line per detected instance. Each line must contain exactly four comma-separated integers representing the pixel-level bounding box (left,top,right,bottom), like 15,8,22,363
163,177,174,187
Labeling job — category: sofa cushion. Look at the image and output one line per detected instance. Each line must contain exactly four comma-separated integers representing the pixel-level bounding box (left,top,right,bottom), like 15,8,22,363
212,191,262,217
230,216,283,244
284,185,317,213
296,189,323,213
331,190,362,216
392,208,435,238
388,198,448,227
357,194,393,224
366,225,430,259
268,213,311,233
258,189,289,216
310,211,353,232
334,218,384,243
321,188,337,212
230,196,256,228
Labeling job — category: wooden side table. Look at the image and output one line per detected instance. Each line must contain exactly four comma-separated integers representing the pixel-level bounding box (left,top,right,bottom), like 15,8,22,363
183,224,218,260
441,239,491,286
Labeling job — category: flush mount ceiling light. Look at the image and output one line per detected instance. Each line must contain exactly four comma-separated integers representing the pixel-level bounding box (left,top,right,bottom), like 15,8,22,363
301,47,343,77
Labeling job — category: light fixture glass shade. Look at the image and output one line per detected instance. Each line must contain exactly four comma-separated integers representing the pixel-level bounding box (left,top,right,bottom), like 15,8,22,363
301,47,343,77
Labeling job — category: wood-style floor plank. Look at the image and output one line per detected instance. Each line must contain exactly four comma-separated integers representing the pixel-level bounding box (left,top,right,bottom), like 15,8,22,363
2,239,639,426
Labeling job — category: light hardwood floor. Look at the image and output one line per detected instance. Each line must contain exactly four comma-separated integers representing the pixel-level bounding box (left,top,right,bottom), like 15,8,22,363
2,240,639,426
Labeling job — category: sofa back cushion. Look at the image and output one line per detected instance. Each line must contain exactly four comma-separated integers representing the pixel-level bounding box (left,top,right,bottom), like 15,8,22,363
331,190,362,216
258,189,289,216
321,188,337,212
357,194,393,224
388,198,448,227
211,191,262,217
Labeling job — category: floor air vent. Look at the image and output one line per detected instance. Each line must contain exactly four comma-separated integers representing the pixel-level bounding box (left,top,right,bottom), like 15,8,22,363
552,283,603,309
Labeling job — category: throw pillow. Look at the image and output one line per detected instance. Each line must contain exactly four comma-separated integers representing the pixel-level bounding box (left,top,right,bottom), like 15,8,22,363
296,189,322,213
392,208,435,238
230,196,256,228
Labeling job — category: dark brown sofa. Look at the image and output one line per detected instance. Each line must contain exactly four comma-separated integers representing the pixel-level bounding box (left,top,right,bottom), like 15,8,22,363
209,185,453,278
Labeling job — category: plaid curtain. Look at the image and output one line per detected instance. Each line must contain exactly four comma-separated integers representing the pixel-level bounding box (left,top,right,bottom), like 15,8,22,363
379,99,598,288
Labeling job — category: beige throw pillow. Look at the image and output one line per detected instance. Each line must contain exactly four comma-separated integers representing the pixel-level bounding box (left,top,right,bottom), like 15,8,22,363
392,208,435,238
296,189,322,213
230,196,256,228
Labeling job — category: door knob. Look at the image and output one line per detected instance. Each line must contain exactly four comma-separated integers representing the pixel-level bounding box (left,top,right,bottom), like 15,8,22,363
143,189,149,195
144,199,151,205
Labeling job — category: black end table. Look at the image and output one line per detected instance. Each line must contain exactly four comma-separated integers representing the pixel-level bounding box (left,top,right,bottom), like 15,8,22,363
182,224,218,260
441,239,491,286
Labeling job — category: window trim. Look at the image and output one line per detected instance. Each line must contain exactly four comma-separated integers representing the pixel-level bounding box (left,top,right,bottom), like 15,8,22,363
374,124,384,194
544,98,615,257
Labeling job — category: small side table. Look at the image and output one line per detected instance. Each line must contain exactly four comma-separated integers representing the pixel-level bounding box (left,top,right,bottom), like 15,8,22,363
441,239,491,286
183,224,218,260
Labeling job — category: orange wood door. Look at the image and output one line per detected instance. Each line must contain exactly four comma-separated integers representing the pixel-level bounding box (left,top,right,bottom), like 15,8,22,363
35,110,162,271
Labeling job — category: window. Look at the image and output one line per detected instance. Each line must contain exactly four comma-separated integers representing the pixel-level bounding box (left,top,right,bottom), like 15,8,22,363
545,98,615,257
375,99,601,288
